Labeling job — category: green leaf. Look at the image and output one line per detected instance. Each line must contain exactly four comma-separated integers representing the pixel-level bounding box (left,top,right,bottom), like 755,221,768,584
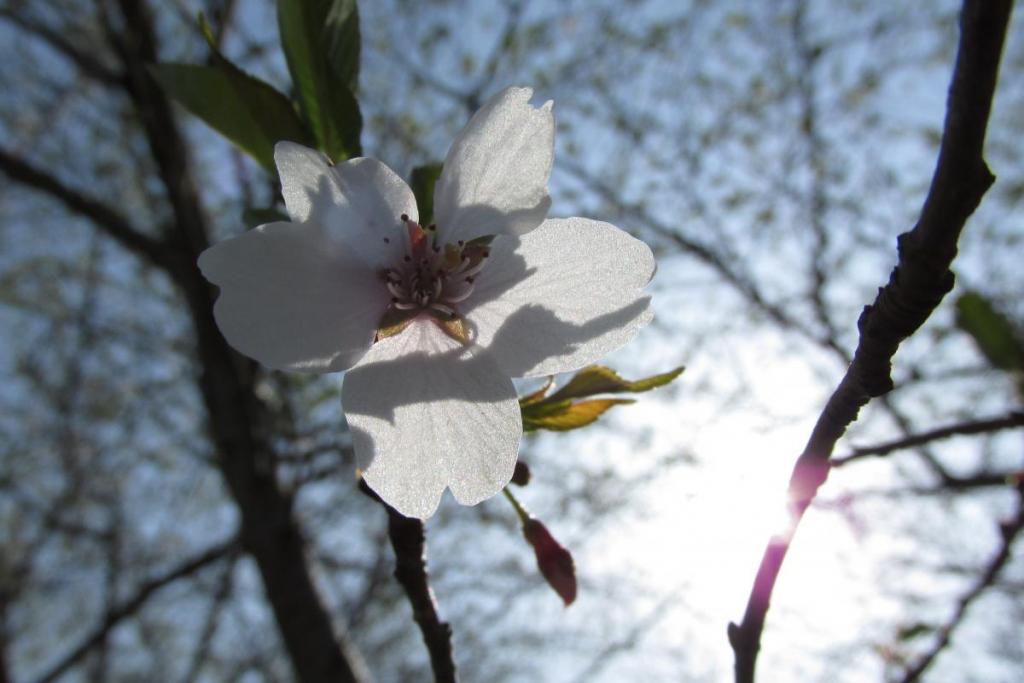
519,377,555,407
523,399,635,432
277,0,362,161
151,63,310,171
241,206,289,227
955,292,1024,373
548,365,684,401
323,0,360,91
410,163,443,227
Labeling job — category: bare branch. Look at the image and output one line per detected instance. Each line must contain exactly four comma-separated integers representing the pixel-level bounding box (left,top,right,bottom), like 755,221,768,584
897,484,1024,682
728,1,1014,680
360,481,458,683
0,147,169,268
833,411,1024,466
32,538,239,683
0,9,124,86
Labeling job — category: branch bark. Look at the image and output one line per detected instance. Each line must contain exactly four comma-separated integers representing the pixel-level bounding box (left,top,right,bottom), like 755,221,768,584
360,481,458,683
102,2,372,681
833,411,1024,466
727,2,1013,681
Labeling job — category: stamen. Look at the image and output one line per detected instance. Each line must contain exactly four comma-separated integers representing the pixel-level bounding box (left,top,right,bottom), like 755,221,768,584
445,288,474,303
394,301,417,310
430,302,455,316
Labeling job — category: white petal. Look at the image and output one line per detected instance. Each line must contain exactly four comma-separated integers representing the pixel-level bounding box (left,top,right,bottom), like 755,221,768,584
433,87,554,244
274,142,416,268
463,217,655,377
343,320,521,519
198,221,388,373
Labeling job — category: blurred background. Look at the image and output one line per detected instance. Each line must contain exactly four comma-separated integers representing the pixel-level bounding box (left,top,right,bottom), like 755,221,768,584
1,0,1022,681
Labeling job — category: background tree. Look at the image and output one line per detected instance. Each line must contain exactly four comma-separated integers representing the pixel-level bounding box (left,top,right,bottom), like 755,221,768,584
0,0,1021,682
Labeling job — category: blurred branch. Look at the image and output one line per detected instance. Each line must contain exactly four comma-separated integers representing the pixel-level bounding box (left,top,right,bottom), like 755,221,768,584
360,480,458,683
897,482,1024,682
833,410,1024,466
177,553,238,683
0,8,124,85
728,1,1013,681
32,538,240,683
0,147,169,268
103,2,373,681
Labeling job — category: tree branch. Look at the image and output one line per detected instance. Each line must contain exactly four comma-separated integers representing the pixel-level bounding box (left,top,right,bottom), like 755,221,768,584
896,482,1024,682
728,2,1013,681
106,2,372,681
833,411,1024,466
360,481,458,683
0,9,124,86
0,147,169,268
32,538,239,683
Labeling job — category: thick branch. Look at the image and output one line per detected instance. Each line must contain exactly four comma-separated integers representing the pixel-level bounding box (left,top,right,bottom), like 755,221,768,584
0,147,168,268
32,539,238,683
728,2,1013,681
360,481,458,683
107,2,371,681
833,411,1024,466
897,483,1024,682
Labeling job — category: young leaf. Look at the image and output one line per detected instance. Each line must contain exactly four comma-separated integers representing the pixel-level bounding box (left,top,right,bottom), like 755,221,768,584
523,398,634,432
410,163,443,227
519,376,555,407
955,292,1024,373
151,63,310,171
277,0,362,161
323,0,360,90
548,364,684,401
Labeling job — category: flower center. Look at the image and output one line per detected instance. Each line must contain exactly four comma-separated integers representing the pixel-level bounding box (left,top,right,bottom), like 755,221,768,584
381,215,490,320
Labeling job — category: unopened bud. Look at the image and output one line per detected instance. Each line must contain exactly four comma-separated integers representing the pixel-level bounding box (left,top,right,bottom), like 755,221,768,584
511,461,531,486
523,518,576,606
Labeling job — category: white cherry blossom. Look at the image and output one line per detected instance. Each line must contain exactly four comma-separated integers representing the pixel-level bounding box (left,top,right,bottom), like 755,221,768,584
198,86,655,518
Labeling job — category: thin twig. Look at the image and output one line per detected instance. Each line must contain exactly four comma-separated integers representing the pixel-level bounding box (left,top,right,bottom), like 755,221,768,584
897,482,1024,682
32,538,239,683
833,411,1024,466
359,481,458,683
727,2,1013,681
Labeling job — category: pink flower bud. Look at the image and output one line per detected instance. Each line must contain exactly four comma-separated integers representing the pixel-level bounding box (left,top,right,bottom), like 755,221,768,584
523,518,576,606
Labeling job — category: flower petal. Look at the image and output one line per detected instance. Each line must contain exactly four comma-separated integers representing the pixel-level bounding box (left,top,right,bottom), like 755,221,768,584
464,217,655,377
274,142,416,268
343,320,521,519
433,87,554,243
198,221,388,373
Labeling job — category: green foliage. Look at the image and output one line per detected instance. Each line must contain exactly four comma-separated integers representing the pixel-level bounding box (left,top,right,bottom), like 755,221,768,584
410,163,443,226
277,0,362,161
150,63,311,171
955,292,1024,373
547,365,685,401
521,365,684,432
